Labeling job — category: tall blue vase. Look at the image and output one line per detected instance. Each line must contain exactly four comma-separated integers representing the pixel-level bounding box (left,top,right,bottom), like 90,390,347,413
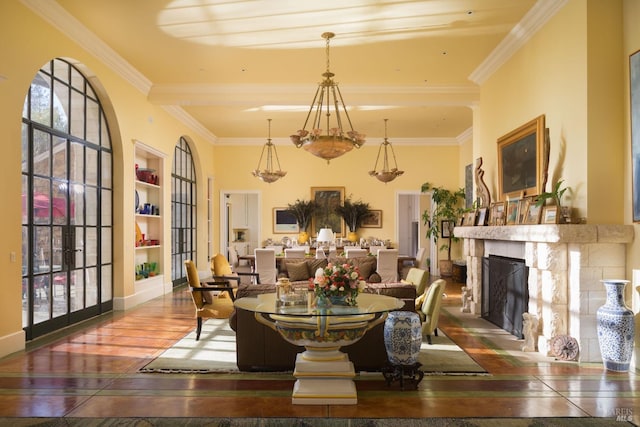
596,280,635,372
384,311,422,365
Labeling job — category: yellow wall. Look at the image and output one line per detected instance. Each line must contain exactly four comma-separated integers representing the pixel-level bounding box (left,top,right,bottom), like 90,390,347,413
0,1,216,351
212,142,462,246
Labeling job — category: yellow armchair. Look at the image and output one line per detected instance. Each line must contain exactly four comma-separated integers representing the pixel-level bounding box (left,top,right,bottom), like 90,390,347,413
210,253,260,287
417,279,447,344
401,267,429,296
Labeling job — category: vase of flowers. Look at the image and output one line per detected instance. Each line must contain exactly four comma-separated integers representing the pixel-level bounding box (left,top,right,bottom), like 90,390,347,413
310,262,366,307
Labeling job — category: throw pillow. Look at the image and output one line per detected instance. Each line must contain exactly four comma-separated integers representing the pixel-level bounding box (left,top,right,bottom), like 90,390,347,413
307,258,328,275
351,256,376,281
368,272,382,283
286,261,310,281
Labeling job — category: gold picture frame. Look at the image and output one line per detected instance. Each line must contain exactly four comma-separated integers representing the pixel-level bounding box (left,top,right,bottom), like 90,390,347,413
310,186,345,237
497,115,548,201
361,209,382,228
523,199,543,225
489,201,506,226
542,205,559,224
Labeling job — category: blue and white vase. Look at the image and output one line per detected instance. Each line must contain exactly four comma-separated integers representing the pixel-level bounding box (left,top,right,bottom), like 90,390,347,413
596,279,635,372
384,311,422,365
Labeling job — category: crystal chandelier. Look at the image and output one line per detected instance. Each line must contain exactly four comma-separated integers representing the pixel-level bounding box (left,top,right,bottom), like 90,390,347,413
290,32,365,164
252,119,286,183
369,119,404,183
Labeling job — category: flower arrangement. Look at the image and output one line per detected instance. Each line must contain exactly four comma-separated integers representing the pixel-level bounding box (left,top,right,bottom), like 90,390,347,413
310,262,366,307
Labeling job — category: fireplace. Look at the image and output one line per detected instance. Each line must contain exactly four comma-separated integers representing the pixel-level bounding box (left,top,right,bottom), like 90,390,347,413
482,255,529,338
454,224,633,362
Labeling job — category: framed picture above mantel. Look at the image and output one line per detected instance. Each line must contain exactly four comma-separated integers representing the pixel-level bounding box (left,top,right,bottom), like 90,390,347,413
497,115,549,201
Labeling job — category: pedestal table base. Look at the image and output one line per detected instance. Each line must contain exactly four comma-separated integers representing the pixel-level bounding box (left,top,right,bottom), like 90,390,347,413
292,348,357,405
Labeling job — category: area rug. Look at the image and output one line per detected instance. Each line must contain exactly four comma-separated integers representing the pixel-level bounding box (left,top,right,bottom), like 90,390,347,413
140,318,487,375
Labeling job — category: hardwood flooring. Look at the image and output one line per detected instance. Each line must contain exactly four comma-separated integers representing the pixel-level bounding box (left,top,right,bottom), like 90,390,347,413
0,278,637,423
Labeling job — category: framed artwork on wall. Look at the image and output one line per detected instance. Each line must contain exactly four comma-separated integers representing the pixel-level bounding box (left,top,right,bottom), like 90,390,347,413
310,186,345,237
361,209,382,228
273,208,299,234
630,49,640,222
497,115,548,201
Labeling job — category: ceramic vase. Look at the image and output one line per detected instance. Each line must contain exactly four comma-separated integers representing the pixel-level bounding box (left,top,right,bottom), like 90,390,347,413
596,279,635,372
384,311,422,365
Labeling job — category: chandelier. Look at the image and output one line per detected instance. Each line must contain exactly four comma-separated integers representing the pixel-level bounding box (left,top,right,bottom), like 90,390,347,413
369,119,404,183
290,32,365,164
252,119,286,183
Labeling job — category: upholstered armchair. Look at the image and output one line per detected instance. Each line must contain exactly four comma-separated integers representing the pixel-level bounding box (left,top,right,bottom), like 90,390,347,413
184,259,232,340
210,253,260,287
416,279,447,344
401,267,429,296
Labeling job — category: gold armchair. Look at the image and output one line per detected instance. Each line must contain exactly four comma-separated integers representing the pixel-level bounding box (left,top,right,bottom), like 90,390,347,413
184,259,233,340
210,253,260,288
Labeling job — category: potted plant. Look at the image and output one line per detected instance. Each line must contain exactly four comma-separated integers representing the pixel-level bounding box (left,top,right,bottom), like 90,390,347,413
335,196,373,242
285,199,317,243
535,179,572,223
420,182,466,277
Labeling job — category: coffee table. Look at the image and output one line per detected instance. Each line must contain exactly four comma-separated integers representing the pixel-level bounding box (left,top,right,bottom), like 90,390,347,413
234,292,403,405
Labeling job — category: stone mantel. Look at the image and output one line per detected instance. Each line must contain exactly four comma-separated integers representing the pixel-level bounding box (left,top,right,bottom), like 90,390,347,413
454,224,633,244
454,223,634,363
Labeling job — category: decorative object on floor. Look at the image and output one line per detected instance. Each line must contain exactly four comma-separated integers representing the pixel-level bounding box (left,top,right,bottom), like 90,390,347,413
550,334,579,361
290,32,365,163
420,182,466,277
369,119,404,183
252,118,286,183
521,313,539,352
382,311,424,390
139,318,487,375
596,279,635,372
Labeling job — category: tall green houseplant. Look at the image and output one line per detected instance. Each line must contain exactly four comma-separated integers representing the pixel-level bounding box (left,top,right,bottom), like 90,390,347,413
421,182,466,276
335,196,373,242
285,199,317,243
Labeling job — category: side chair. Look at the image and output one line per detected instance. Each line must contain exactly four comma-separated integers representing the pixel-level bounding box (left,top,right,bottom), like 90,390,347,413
184,259,233,340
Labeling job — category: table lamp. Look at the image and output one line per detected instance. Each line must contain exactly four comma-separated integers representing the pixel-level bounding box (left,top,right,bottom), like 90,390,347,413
316,228,334,249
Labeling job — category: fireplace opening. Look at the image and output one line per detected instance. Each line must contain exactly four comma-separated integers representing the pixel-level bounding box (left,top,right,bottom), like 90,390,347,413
482,255,529,338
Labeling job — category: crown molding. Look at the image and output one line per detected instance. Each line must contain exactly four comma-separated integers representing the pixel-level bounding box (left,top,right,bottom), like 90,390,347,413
21,0,152,94
161,106,218,144
469,0,568,85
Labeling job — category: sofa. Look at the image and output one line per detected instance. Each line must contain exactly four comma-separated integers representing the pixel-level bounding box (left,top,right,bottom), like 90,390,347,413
277,255,382,286
229,281,417,372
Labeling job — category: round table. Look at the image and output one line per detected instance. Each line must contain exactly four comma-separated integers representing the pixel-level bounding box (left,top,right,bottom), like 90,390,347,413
234,292,403,405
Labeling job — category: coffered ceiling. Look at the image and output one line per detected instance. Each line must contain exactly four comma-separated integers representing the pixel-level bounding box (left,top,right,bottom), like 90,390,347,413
26,0,562,145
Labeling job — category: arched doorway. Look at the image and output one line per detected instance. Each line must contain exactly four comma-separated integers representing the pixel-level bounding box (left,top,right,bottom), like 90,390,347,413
21,59,113,340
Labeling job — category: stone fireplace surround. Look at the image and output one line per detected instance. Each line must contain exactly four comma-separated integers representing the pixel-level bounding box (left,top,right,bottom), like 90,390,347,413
454,224,634,362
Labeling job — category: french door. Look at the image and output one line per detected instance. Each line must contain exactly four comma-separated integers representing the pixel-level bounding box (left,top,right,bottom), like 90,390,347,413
21,59,113,340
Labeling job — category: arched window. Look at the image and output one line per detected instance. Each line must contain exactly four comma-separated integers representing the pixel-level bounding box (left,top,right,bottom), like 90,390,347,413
171,137,196,285
21,58,113,340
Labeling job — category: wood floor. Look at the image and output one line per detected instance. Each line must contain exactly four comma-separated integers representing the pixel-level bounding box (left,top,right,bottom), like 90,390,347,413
0,278,638,422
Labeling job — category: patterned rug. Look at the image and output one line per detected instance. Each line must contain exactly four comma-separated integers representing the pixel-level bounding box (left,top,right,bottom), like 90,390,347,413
139,316,487,375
